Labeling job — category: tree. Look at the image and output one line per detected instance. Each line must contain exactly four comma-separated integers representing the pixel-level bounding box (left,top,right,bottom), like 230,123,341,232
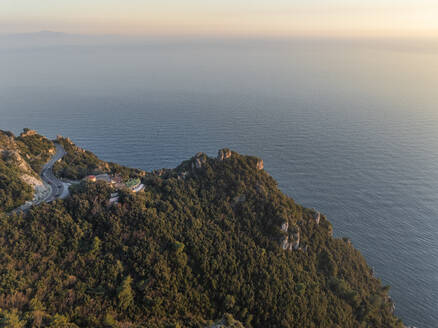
0,309,25,328
117,276,134,311
49,314,78,328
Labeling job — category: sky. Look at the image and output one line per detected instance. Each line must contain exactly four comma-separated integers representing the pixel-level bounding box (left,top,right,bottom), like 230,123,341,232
2,0,438,38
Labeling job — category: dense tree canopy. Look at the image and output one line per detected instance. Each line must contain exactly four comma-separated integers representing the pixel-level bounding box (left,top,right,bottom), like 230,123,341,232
53,137,144,181
53,137,111,180
0,133,403,327
0,156,33,212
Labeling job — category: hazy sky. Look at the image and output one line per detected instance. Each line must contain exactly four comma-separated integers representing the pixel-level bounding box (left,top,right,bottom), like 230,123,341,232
2,0,438,37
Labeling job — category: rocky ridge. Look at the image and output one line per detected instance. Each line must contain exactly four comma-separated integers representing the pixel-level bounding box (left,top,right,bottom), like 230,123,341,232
0,130,51,206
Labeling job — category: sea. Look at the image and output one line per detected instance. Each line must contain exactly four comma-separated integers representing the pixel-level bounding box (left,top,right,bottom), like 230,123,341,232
1,34,437,327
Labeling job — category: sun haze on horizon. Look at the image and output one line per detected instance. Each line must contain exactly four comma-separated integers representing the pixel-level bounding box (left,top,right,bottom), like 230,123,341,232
2,0,438,38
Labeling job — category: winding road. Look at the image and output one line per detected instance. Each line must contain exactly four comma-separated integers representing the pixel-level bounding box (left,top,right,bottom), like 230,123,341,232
39,143,67,203
9,143,67,215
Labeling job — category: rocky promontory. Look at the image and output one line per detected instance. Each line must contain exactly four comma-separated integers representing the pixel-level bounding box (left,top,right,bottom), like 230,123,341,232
0,131,404,328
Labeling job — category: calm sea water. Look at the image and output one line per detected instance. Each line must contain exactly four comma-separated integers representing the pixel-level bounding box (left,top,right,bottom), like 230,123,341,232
1,36,437,327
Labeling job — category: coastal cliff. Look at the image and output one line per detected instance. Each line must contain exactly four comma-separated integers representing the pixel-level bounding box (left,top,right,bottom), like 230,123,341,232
0,130,404,328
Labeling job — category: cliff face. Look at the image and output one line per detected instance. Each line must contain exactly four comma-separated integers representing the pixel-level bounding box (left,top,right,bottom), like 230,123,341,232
206,314,246,328
0,129,54,211
0,133,404,328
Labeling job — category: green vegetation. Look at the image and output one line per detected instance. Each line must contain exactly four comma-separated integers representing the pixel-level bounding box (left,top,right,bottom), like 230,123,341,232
0,154,33,212
0,142,403,327
53,137,111,180
54,137,144,181
0,129,55,212
125,178,141,188
15,129,55,172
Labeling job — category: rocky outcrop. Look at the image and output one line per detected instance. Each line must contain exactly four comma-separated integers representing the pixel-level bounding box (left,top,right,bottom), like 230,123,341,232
256,159,264,171
0,131,53,211
19,128,38,137
7,150,50,205
21,174,50,205
231,194,246,207
1,130,38,175
280,210,322,251
281,221,289,232
217,148,232,161
57,135,71,143
57,135,86,153
387,296,396,314
281,236,289,250
281,231,300,251
313,210,321,225
21,173,43,188
280,220,301,251
291,231,300,250
192,152,208,169
5,150,33,173
1,147,42,184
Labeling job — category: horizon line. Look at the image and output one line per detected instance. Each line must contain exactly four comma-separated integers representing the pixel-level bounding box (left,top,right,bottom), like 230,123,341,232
2,30,438,41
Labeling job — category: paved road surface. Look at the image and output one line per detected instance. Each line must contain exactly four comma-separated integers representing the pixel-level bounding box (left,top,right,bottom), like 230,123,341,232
8,143,68,215
8,143,67,214
40,143,66,203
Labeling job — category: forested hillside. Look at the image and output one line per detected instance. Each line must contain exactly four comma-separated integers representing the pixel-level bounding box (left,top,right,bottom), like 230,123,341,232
0,129,54,212
53,136,144,181
0,135,403,327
